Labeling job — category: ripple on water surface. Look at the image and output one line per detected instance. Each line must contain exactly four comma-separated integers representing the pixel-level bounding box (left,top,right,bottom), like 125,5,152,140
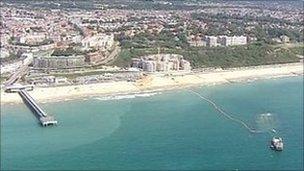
1,76,303,170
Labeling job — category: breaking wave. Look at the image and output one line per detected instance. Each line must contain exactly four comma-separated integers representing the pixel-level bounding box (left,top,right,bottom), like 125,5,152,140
94,92,161,101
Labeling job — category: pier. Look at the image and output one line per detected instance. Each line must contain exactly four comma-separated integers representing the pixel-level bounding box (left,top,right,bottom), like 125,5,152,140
18,89,57,126
3,57,57,127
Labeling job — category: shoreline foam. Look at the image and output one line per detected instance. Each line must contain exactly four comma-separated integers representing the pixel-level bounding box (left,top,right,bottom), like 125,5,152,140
1,62,303,104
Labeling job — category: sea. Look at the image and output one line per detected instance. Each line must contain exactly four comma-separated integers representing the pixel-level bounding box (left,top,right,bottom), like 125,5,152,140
1,76,303,170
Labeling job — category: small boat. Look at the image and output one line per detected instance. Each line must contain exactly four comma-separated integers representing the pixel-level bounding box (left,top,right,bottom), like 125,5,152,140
270,137,283,151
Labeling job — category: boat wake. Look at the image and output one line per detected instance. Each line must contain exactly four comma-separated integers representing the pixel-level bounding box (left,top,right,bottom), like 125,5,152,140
255,113,279,134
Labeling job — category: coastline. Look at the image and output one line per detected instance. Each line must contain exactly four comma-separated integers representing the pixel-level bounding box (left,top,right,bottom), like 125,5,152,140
1,62,303,104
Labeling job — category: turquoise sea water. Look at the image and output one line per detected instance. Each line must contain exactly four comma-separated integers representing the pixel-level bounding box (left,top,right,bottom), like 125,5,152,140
1,76,303,170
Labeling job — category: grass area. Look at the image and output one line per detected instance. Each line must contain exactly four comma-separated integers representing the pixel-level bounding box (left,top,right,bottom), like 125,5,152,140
112,43,301,69
288,46,304,56
272,43,303,55
0,77,8,84
184,44,301,68
111,48,159,67
114,29,302,68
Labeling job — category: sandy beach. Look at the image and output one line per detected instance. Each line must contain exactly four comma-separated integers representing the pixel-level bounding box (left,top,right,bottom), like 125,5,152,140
1,62,303,104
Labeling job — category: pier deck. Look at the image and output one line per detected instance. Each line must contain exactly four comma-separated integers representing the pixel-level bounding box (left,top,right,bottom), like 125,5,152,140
18,89,57,126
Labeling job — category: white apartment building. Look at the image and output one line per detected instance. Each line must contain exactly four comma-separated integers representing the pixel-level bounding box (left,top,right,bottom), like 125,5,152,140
19,32,47,44
189,35,249,47
180,59,191,71
205,36,219,47
218,35,247,46
81,33,114,50
132,54,191,72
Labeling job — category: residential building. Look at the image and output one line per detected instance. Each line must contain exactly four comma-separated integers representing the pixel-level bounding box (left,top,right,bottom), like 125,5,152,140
132,54,191,72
